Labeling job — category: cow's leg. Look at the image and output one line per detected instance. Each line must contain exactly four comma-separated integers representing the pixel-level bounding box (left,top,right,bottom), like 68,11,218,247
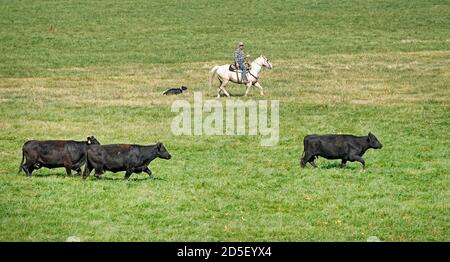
300,160,306,168
124,170,132,180
300,152,308,168
340,160,347,168
26,166,35,176
94,168,104,179
33,162,42,169
63,157,73,176
82,162,92,179
71,161,83,176
22,163,34,176
301,152,316,168
65,167,72,176
74,167,82,176
254,82,264,96
144,167,153,178
349,155,365,169
308,155,318,168
20,164,29,175
21,158,38,176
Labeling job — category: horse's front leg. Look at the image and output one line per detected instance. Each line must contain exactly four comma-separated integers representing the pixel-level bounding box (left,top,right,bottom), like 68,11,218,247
244,83,253,96
254,82,264,96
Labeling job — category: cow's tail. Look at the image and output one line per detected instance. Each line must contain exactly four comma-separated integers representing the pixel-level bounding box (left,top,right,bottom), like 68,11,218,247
300,136,308,166
209,65,219,88
300,147,306,163
18,148,25,173
82,147,90,178
301,136,308,156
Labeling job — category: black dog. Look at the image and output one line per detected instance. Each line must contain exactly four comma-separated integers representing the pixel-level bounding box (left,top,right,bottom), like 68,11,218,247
162,86,188,95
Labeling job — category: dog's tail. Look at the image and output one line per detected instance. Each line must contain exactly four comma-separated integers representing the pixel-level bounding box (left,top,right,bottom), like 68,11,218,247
209,66,219,88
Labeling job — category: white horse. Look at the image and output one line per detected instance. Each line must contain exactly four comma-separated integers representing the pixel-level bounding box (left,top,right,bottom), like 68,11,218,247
209,55,273,98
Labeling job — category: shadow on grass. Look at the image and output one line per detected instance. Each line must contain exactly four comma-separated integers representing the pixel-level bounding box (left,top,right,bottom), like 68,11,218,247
31,172,77,178
91,175,165,182
321,162,359,170
301,162,360,170
27,172,165,182
205,92,251,98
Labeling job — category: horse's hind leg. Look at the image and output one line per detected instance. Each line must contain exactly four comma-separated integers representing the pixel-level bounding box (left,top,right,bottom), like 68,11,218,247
217,80,223,98
220,80,230,97
217,80,230,98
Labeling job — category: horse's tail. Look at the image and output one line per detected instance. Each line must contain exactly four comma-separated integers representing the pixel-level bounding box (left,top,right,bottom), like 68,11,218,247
209,65,219,88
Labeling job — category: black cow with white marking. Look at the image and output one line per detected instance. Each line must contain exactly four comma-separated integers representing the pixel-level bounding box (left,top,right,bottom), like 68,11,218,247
19,136,100,176
83,142,172,179
300,132,383,169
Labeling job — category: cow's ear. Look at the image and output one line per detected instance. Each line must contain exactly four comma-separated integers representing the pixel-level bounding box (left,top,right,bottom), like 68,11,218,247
367,133,373,142
87,137,92,145
157,142,162,149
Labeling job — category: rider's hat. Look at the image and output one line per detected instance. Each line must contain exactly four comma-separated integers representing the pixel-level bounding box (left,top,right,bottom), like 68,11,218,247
238,42,244,46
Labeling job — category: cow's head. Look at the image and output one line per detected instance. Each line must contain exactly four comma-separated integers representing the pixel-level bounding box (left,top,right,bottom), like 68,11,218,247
367,132,383,149
87,136,100,145
181,86,188,91
156,142,172,160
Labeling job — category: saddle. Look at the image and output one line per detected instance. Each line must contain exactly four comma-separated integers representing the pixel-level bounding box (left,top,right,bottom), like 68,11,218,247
229,63,251,72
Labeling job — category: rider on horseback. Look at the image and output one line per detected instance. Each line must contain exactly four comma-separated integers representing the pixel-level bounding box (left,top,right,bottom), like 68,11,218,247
234,42,249,83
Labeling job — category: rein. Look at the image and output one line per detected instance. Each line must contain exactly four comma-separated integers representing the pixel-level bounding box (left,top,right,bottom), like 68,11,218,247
248,71,259,80
248,57,267,81
232,56,268,83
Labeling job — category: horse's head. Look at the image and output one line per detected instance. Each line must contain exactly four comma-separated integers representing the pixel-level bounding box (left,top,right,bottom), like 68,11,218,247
257,55,273,69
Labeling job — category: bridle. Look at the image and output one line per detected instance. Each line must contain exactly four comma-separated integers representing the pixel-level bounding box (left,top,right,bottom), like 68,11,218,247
249,56,270,80
254,56,271,68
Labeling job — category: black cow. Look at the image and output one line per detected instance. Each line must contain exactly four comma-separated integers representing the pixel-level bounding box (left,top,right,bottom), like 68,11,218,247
83,142,172,179
300,132,383,169
19,136,100,176
162,86,188,95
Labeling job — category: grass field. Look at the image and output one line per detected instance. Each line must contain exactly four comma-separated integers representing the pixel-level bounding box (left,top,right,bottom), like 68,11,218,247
0,0,449,241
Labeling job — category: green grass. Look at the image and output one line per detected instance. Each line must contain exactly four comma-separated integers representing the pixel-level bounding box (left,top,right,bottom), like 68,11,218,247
0,0,449,241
